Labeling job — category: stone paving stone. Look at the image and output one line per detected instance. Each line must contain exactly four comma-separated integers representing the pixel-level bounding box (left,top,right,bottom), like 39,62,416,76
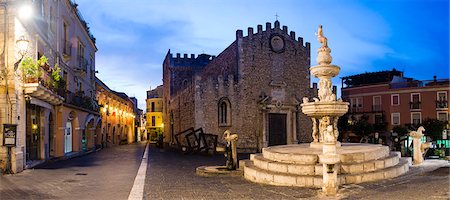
144,146,449,200
0,143,146,200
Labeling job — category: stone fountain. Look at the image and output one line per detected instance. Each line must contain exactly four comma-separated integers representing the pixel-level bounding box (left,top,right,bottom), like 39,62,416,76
242,25,410,195
301,24,349,195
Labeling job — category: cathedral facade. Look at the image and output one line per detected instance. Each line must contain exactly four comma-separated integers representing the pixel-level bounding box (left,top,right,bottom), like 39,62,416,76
163,21,312,152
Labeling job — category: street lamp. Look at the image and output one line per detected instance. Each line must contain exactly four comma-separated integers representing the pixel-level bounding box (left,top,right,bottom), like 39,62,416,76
14,35,29,71
16,35,29,57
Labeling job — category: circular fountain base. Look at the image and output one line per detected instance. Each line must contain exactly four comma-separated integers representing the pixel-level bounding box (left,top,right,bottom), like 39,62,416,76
196,166,243,177
243,143,409,188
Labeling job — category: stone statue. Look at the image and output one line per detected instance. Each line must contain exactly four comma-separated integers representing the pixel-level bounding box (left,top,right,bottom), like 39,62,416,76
316,25,328,48
318,78,334,101
303,97,309,104
324,125,335,143
223,130,239,170
409,126,426,165
319,116,331,142
333,117,339,139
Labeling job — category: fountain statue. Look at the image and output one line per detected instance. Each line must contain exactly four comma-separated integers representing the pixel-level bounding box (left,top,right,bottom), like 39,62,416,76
301,25,349,196
409,126,431,165
224,130,239,170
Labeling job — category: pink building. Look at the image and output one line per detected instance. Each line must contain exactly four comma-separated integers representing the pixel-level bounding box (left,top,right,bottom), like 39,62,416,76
341,69,449,135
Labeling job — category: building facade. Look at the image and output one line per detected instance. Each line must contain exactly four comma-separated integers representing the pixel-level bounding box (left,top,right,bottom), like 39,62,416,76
130,97,145,142
96,78,136,147
163,21,312,152
341,69,449,135
0,0,100,173
146,85,163,140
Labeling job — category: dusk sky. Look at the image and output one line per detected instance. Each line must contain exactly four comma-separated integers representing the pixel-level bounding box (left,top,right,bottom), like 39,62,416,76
75,0,449,110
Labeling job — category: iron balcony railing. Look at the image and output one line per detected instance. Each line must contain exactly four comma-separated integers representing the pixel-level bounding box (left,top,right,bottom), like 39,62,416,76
410,101,421,109
63,90,99,112
372,105,382,112
436,100,448,109
63,40,72,56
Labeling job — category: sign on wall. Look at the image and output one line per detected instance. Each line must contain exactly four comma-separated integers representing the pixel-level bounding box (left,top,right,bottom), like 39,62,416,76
3,124,17,147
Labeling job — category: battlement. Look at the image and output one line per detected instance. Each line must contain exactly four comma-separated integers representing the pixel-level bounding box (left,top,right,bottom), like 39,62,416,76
235,20,310,49
170,53,216,60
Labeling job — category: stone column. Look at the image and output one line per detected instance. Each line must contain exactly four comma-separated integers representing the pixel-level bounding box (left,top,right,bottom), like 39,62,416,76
319,125,340,195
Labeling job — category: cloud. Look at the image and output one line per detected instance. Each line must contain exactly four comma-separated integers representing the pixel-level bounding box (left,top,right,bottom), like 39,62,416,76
74,0,449,110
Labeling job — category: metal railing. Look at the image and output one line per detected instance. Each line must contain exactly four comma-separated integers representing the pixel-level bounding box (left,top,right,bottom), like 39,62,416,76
410,101,421,109
372,105,382,112
63,90,99,112
436,100,448,109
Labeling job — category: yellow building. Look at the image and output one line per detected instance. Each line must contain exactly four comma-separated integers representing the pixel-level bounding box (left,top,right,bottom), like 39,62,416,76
96,78,136,146
146,86,163,141
0,0,101,173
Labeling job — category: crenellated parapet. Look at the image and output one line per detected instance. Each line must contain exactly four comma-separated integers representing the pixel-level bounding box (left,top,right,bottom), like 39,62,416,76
235,20,310,50
169,53,216,69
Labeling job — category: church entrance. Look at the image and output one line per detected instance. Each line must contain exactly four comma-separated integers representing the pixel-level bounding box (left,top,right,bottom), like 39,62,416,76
268,113,287,146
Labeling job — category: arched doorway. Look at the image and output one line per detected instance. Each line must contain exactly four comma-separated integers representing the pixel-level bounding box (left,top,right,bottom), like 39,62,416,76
83,114,95,151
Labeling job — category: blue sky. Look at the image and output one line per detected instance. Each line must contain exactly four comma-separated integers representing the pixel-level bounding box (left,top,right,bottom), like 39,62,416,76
75,0,449,110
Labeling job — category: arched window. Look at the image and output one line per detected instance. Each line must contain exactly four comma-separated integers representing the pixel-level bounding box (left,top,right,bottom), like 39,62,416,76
218,98,231,126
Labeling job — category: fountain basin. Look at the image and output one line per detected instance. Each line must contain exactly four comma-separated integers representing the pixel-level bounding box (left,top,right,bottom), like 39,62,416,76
301,101,349,117
310,64,340,78
196,166,243,177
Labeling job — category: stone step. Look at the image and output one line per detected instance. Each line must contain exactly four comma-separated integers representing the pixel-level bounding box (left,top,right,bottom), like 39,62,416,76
261,144,391,165
340,152,400,174
262,146,318,165
242,157,409,187
344,158,410,184
251,154,316,175
242,159,327,188
251,152,400,176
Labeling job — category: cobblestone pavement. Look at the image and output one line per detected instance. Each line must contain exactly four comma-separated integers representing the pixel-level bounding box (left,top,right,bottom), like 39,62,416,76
144,146,449,200
1,143,448,200
0,143,146,200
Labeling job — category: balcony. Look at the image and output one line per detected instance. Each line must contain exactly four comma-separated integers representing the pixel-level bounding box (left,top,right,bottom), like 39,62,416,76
22,58,65,105
410,101,421,110
436,100,448,109
62,40,72,58
75,58,88,75
62,91,99,113
372,105,382,112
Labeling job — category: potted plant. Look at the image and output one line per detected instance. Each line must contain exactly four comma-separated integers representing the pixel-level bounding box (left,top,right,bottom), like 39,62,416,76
21,56,42,83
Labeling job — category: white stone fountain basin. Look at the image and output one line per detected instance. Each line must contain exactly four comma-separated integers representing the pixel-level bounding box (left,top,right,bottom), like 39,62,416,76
301,101,349,117
242,143,409,188
310,64,340,78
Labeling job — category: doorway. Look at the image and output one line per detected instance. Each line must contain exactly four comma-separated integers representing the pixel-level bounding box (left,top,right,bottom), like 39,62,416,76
65,121,72,153
26,104,41,161
268,113,287,146
48,112,55,158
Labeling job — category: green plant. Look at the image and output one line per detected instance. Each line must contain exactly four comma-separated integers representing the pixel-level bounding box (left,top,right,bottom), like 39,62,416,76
21,56,42,81
434,149,445,158
422,118,447,140
51,64,61,88
351,115,374,137
393,125,408,137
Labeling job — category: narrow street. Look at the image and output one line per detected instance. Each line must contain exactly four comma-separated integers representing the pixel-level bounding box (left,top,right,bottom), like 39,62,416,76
0,143,146,200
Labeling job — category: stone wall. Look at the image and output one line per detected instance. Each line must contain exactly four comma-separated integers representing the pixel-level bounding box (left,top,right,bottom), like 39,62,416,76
164,21,313,152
